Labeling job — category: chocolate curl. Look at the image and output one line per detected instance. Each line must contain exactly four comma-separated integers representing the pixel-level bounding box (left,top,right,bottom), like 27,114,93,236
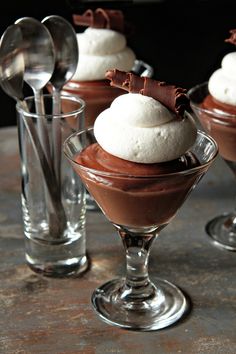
96,9,124,33
73,10,95,27
106,69,129,89
106,69,189,117
106,69,144,92
73,8,124,33
225,29,236,45
141,79,189,117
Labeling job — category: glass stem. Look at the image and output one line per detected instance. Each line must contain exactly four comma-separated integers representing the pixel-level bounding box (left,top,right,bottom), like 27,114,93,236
118,229,157,301
225,160,236,233
233,196,236,228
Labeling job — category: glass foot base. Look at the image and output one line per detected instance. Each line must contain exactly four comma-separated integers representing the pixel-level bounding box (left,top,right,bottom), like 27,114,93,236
206,212,236,251
92,277,188,331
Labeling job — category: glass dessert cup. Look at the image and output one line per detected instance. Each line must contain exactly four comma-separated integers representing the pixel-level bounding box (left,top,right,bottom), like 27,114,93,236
61,60,154,128
189,82,236,251
61,79,121,212
64,128,217,331
61,81,123,212
61,60,153,211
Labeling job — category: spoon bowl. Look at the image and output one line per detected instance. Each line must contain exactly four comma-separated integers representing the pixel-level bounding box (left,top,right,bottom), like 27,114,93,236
15,17,55,95
0,24,25,101
42,15,79,185
42,15,78,92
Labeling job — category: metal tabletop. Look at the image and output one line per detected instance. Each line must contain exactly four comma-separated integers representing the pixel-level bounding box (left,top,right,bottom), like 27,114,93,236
0,126,235,354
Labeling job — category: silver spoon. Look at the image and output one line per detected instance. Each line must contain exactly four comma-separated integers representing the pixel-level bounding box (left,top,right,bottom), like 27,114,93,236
0,22,65,238
0,24,63,216
42,15,78,101
14,17,55,165
42,15,79,185
0,25,25,103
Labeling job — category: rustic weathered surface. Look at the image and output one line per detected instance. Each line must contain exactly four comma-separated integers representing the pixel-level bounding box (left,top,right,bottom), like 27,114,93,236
0,127,236,354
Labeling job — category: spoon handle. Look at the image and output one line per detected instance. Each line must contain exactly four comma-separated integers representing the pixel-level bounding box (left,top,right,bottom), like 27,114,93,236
34,88,52,167
52,88,62,187
19,99,66,231
31,90,67,237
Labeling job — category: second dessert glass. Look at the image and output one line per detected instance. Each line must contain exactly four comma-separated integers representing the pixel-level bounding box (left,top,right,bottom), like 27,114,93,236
189,82,236,251
62,60,153,211
62,60,154,128
64,127,218,331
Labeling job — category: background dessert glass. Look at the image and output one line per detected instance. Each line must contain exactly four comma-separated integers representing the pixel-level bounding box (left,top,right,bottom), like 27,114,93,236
61,59,153,210
62,59,153,128
189,82,236,251
64,127,218,331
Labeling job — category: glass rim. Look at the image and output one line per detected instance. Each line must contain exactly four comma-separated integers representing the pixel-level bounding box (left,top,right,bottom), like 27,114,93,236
16,93,86,119
63,79,119,90
63,127,218,179
188,82,236,120
63,59,154,90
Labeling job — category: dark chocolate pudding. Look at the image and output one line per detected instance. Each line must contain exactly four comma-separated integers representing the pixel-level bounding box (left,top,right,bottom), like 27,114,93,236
200,95,236,162
74,143,201,228
62,80,124,127
196,30,236,163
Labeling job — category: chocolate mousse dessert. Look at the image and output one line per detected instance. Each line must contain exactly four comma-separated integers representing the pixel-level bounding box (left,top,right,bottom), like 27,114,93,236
199,29,236,164
73,70,205,229
62,8,136,127
188,29,236,251
64,70,218,331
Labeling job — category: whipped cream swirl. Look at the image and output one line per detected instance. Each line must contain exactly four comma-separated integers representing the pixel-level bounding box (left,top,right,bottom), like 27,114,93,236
72,28,136,81
94,93,197,163
209,52,236,105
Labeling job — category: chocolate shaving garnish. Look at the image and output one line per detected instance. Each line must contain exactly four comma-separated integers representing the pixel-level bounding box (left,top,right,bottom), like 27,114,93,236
106,70,144,93
128,73,145,93
141,79,189,117
106,69,128,89
73,8,124,33
225,29,236,45
105,69,190,117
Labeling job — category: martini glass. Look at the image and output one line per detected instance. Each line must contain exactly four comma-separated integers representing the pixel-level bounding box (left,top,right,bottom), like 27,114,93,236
64,127,217,331
189,82,236,251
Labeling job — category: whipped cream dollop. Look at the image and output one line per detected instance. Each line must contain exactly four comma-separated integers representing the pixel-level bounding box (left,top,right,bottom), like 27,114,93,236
72,28,136,81
208,52,236,105
94,93,197,163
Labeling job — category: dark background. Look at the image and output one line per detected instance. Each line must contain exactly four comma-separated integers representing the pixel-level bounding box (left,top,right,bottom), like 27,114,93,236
0,0,236,127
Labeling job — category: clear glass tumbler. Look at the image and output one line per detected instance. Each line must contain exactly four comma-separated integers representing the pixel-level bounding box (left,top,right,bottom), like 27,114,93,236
16,94,88,277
